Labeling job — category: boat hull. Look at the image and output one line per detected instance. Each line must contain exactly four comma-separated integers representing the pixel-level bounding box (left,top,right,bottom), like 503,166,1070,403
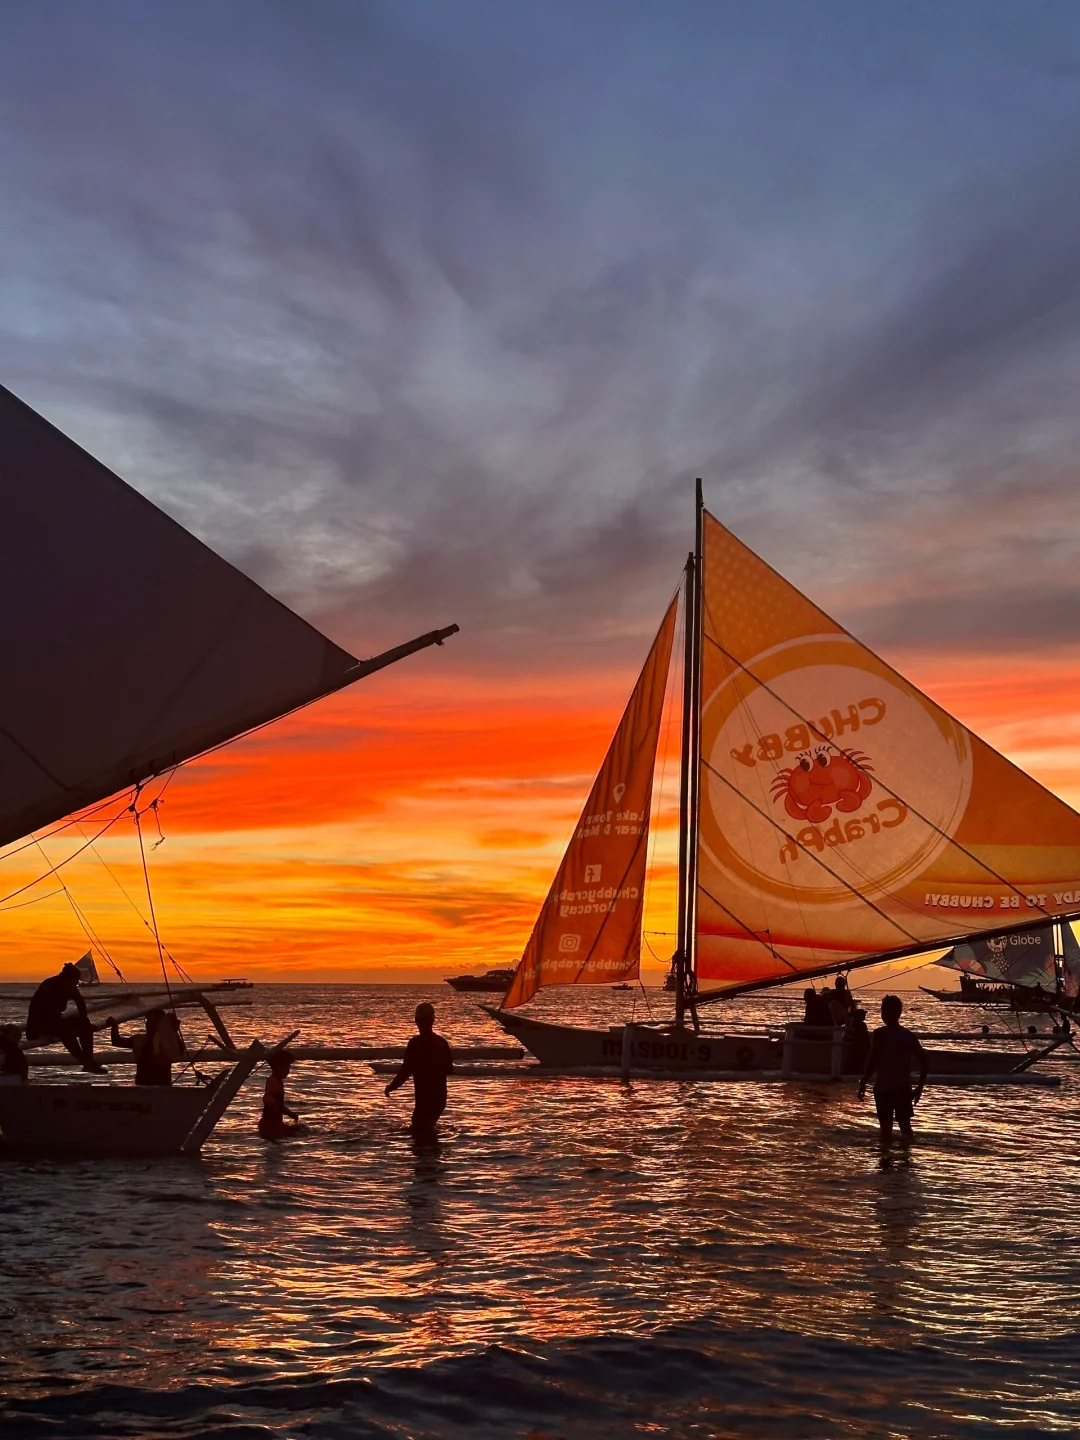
0,1061,251,1157
446,978,512,993
488,1010,781,1072
921,985,1074,1013
487,1011,1022,1078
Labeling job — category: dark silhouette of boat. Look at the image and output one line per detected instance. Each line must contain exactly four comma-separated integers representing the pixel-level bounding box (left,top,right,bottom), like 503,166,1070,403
445,968,516,993
922,976,1076,1012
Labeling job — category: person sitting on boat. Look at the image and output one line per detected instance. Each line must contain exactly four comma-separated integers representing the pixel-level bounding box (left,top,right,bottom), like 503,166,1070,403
828,975,857,1024
258,1053,301,1141
0,1023,28,1083
802,987,833,1027
858,994,928,1143
384,1002,454,1135
25,962,104,1073
108,1009,183,1085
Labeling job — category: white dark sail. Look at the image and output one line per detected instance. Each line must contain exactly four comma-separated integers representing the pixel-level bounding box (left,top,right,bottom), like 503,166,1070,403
0,384,455,845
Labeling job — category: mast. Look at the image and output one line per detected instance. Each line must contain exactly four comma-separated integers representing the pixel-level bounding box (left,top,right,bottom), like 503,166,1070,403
675,479,704,1030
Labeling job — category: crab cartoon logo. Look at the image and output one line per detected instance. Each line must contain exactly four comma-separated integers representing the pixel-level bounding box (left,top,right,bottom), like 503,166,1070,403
697,636,974,907
771,746,874,825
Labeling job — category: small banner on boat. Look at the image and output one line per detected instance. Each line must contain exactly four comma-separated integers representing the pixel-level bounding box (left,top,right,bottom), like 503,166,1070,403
503,597,677,1008
695,511,1080,987
937,920,1058,989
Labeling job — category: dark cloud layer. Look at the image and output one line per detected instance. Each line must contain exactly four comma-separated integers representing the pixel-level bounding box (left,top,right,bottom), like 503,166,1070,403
3,1,1080,670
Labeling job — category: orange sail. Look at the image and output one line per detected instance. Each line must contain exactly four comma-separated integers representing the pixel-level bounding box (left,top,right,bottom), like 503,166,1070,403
695,511,1080,987
503,597,678,1008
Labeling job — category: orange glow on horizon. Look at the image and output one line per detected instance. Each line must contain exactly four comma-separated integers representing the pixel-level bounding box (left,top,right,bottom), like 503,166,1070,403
0,647,1077,983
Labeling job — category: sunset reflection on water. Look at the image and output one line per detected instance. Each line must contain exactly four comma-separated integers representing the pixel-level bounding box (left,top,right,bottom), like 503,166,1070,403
2,984,1079,1437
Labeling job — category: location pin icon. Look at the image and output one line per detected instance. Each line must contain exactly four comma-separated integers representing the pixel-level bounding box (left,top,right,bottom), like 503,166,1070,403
614,782,626,803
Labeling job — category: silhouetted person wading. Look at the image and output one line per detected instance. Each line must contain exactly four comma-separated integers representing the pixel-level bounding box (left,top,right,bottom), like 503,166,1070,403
858,993,928,1142
385,1003,453,1135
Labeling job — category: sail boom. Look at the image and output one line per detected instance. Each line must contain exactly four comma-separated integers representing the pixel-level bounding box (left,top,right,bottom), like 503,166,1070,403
693,910,1080,1006
0,623,459,849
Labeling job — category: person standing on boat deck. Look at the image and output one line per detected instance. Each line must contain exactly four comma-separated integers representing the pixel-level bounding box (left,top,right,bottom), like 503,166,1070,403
384,1003,453,1135
0,1024,28,1082
858,994,928,1142
25,962,103,1072
108,1009,182,1085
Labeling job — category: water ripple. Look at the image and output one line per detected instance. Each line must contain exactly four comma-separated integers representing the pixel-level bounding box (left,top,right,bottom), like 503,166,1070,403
1,984,1078,1437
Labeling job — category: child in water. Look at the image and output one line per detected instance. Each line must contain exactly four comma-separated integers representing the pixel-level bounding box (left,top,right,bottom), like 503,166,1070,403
258,1053,302,1141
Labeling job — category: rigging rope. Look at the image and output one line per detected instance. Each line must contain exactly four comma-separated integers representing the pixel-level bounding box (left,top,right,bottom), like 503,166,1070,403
74,792,192,983
132,797,176,1017
0,887,66,913
31,833,125,979
0,808,128,910
700,626,1058,923
0,790,139,867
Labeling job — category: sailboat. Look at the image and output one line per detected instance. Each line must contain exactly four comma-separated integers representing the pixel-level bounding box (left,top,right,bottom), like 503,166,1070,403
489,485,1080,1082
0,383,456,1153
921,917,1080,1011
74,951,100,985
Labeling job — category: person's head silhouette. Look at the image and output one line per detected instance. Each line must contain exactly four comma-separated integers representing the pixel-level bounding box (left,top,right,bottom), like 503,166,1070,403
415,1002,436,1033
881,994,903,1024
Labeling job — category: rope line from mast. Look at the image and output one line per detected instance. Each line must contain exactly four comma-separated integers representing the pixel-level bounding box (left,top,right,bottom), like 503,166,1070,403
695,878,799,972
29,832,126,979
703,628,823,969
133,797,176,1015
700,753,922,948
0,807,129,910
699,625,1061,927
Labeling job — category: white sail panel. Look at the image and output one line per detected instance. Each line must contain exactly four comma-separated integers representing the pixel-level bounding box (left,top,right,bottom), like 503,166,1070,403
0,384,363,844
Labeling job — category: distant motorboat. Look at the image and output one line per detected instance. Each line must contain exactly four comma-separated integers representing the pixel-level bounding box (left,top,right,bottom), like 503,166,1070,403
611,983,634,991
445,968,516,993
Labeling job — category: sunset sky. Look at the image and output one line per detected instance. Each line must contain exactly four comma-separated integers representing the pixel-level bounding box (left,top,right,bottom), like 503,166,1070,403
3,3,1080,982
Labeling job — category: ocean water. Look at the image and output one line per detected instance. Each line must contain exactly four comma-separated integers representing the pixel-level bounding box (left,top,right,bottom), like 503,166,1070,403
1,982,1079,1439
